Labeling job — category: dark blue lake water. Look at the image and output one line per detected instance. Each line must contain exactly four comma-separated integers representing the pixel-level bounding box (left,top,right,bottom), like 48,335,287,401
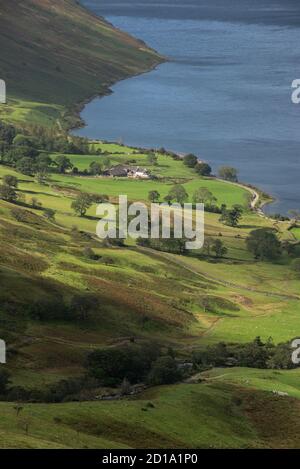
78,0,300,214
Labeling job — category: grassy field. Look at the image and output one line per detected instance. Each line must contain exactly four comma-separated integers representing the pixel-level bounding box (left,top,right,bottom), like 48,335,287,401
1,374,300,448
0,120,299,453
291,227,300,241
0,144,299,380
201,368,300,399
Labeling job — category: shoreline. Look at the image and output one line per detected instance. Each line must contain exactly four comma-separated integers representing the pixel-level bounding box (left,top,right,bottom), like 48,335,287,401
67,55,166,132
70,6,277,219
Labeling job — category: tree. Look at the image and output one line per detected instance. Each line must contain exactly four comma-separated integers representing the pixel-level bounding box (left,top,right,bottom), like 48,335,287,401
147,153,158,166
218,166,238,182
148,190,160,203
120,378,132,396
0,184,17,202
202,238,214,256
87,344,159,386
220,205,243,227
55,155,73,174
193,187,216,205
0,370,10,395
30,197,42,209
291,258,300,275
16,157,36,175
246,229,282,261
71,193,92,217
3,175,18,188
70,294,96,322
195,162,212,176
11,208,28,222
211,239,228,258
240,337,269,369
102,157,111,169
36,153,52,172
35,171,49,185
43,208,56,221
90,194,109,204
83,246,98,260
147,356,181,385
183,153,198,168
282,240,297,256
89,161,102,176
167,184,188,205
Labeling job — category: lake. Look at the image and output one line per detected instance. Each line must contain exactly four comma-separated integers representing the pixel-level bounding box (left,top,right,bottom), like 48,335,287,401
78,0,300,215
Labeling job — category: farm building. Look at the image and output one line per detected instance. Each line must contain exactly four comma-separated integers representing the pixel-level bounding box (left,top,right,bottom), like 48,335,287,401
104,165,151,179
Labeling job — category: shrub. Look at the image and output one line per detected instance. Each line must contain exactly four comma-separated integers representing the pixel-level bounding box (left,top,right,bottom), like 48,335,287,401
147,356,182,385
246,229,282,260
87,344,160,386
291,258,300,275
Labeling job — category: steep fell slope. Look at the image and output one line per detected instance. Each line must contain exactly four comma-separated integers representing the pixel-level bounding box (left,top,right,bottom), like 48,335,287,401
0,0,162,126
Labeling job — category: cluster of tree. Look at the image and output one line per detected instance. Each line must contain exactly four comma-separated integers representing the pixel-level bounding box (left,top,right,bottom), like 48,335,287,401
27,293,99,323
1,138,75,176
246,228,282,261
0,175,58,222
0,174,19,203
202,238,228,258
192,337,299,370
219,204,243,227
71,192,109,217
0,370,100,403
0,344,182,403
0,122,98,177
86,343,181,387
0,335,297,403
137,236,187,255
148,186,226,216
218,166,238,182
183,154,212,176
270,213,290,222
73,157,112,177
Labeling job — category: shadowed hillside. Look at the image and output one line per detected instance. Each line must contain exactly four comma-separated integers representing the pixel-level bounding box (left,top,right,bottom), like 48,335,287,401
0,0,163,126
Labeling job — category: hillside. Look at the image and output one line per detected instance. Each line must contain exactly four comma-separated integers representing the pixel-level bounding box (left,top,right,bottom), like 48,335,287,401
0,134,299,449
0,0,162,127
0,0,299,451
0,141,299,386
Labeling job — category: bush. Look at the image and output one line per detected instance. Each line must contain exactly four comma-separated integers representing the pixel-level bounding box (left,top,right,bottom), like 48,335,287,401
28,297,71,322
192,337,298,370
291,258,300,275
83,246,98,260
183,154,198,168
147,356,182,385
87,344,160,386
195,162,212,176
0,370,10,396
246,229,282,260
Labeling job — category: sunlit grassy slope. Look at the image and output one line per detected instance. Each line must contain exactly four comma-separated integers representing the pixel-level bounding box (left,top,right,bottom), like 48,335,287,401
1,374,300,449
0,143,299,388
0,145,299,449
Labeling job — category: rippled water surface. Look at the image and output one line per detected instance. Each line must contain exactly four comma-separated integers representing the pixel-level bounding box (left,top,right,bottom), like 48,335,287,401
78,0,300,214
